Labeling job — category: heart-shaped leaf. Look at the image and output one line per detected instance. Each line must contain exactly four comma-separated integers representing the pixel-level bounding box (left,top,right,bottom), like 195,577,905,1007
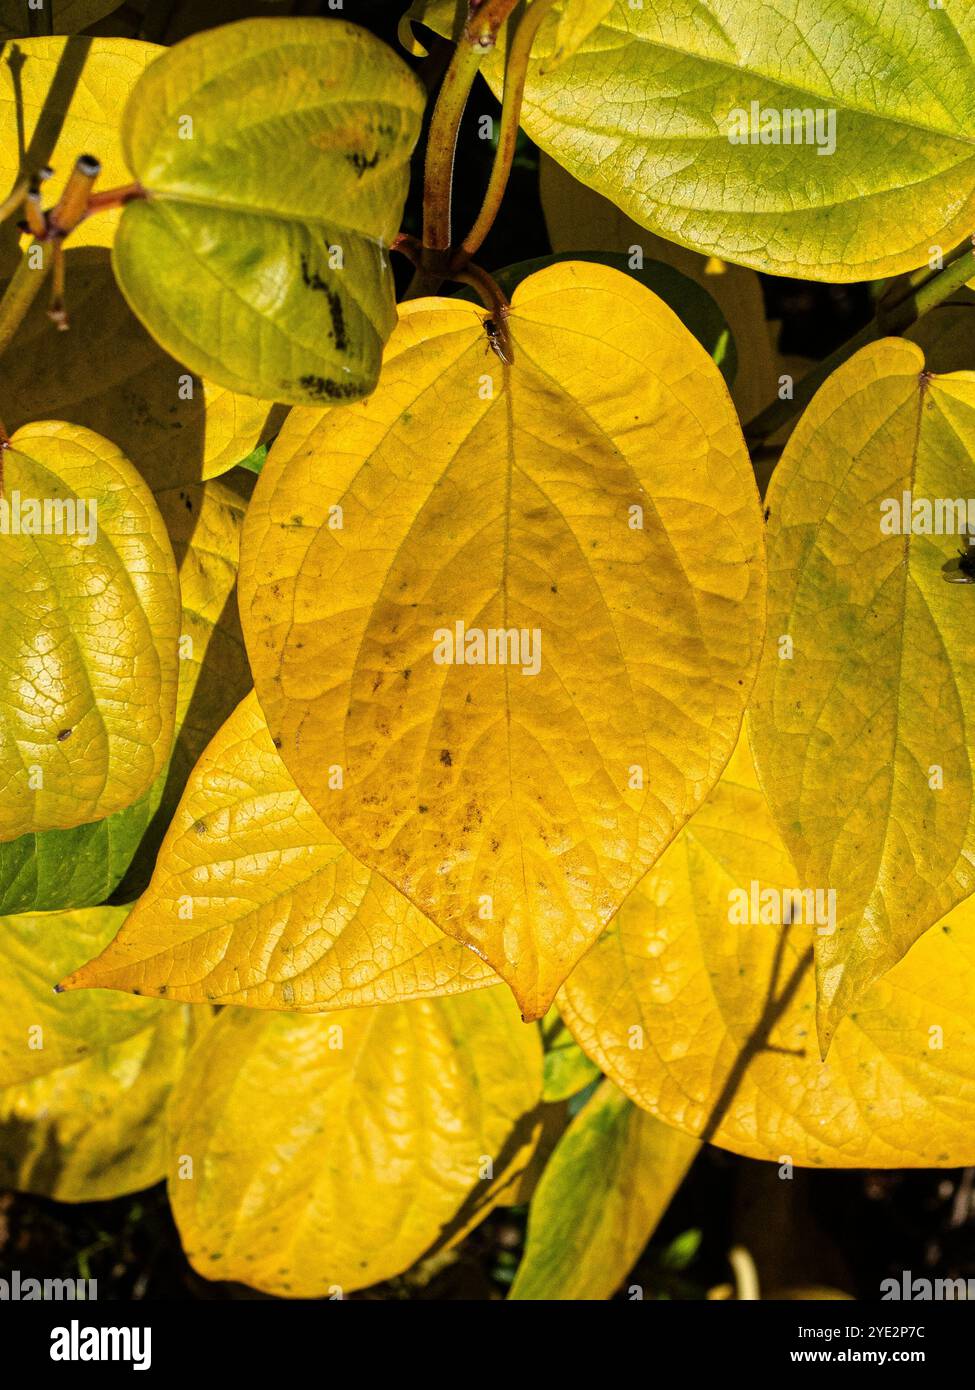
749,340,975,1050
239,261,766,1020
112,17,425,404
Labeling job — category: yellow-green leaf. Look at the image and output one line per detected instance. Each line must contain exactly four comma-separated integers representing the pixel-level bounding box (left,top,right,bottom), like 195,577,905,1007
0,247,274,489
0,903,203,1199
749,340,975,1049
0,1003,201,1202
510,1080,698,1300
0,421,180,840
541,0,614,74
428,0,975,282
239,261,766,1020
113,17,425,405
0,470,250,912
560,732,975,1168
61,691,497,1008
2,905,155,1085
168,989,542,1295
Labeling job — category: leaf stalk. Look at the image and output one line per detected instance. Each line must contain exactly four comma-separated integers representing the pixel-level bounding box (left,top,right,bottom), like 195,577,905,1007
745,238,975,448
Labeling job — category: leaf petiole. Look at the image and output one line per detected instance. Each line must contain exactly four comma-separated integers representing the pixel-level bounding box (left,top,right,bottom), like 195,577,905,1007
421,0,523,258
746,236,975,447
453,0,560,267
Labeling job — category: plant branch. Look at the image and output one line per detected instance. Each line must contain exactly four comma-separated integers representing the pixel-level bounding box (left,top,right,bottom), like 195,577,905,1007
745,238,975,447
421,0,522,254
392,232,513,358
85,181,146,215
454,0,559,265
0,240,51,360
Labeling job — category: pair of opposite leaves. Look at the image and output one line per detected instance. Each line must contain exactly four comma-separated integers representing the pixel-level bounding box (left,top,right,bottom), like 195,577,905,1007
67,258,975,1168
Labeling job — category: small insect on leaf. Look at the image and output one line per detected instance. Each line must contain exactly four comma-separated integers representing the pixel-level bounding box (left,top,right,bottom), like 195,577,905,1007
942,534,975,583
483,315,513,366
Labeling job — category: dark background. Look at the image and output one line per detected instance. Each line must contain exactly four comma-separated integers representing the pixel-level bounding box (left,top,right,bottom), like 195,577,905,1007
3,0,966,1303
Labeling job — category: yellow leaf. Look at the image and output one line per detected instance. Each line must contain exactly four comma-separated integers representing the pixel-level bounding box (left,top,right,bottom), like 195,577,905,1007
62,691,497,1008
168,989,542,1295
0,248,274,488
539,153,778,423
0,1005,201,1202
239,261,766,1020
0,38,160,258
560,730,975,1168
749,339,975,1049
0,421,179,839
510,1079,698,1300
540,0,615,74
0,904,205,1200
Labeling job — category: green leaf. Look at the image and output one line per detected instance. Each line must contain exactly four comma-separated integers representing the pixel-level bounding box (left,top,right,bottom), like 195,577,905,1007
510,1080,698,1300
749,340,975,1049
0,791,154,915
428,0,975,281
113,17,425,404
541,1007,600,1103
